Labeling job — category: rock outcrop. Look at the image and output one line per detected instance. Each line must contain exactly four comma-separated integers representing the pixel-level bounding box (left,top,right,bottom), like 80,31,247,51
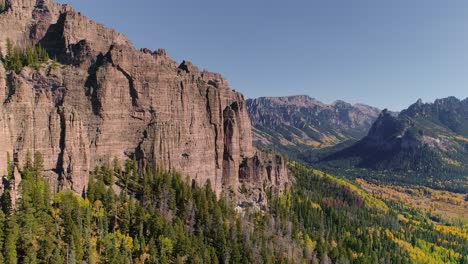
0,0,288,201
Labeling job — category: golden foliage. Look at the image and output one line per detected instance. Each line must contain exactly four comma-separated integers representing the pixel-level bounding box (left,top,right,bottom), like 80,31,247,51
453,135,468,143
356,179,468,223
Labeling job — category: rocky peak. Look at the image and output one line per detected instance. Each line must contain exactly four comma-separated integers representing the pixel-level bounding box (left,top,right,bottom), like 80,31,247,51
367,110,408,141
402,97,466,117
322,96,468,191
331,100,351,108
434,96,461,106
399,97,468,136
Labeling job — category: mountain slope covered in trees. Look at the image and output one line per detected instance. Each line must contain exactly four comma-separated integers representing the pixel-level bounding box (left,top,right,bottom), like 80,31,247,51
321,97,468,193
0,152,466,263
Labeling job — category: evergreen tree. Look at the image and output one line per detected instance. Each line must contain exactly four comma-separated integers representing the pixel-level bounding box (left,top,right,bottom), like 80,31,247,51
3,40,49,73
1,154,13,215
0,190,11,215
33,151,44,180
4,216,19,264
6,152,13,180
0,210,5,263
50,248,64,264
0,0,5,13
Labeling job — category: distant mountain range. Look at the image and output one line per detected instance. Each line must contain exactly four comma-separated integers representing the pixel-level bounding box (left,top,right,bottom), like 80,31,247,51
322,97,468,192
246,95,381,157
247,95,468,192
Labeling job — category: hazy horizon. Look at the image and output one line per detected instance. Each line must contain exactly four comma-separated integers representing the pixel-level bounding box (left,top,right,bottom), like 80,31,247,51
57,0,468,111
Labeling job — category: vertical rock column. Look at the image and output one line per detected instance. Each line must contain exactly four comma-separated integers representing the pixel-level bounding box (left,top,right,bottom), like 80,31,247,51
222,103,241,191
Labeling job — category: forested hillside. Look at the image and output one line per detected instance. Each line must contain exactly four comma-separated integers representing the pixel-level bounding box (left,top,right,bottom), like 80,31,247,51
0,152,465,263
250,96,468,193
321,98,468,193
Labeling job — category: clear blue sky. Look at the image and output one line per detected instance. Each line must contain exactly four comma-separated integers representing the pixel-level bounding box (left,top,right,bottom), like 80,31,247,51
57,0,468,111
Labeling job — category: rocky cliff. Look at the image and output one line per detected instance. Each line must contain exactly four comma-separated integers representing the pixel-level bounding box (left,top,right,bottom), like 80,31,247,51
0,0,288,202
246,95,380,153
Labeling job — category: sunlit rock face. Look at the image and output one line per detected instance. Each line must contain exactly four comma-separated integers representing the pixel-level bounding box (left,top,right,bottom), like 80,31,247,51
0,0,288,201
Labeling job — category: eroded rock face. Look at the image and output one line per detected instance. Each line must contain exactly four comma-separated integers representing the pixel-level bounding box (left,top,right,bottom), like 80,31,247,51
238,152,289,206
0,0,288,200
247,95,381,149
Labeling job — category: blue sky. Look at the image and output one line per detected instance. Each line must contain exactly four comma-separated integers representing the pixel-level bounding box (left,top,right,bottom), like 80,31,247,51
57,0,468,111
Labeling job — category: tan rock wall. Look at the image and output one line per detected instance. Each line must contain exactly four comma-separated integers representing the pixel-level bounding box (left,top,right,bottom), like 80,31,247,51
0,0,288,201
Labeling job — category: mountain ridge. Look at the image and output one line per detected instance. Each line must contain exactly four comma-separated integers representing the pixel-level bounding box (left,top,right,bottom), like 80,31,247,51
322,97,468,192
246,95,380,156
247,95,378,109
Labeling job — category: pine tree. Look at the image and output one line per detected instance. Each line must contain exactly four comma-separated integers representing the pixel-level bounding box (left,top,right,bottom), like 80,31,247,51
4,39,13,69
1,154,13,215
158,235,173,264
36,45,49,63
11,47,23,74
24,150,32,171
4,215,19,264
6,152,13,180
4,39,23,74
24,46,36,67
33,151,44,180
0,190,11,215
0,0,5,13
50,248,64,264
68,238,77,264
0,210,5,263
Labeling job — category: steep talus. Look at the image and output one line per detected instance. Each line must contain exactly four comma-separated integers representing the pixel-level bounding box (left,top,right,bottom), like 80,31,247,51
0,0,288,202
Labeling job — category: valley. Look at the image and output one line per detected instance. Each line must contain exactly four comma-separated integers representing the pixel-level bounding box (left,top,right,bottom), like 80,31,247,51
0,0,466,263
